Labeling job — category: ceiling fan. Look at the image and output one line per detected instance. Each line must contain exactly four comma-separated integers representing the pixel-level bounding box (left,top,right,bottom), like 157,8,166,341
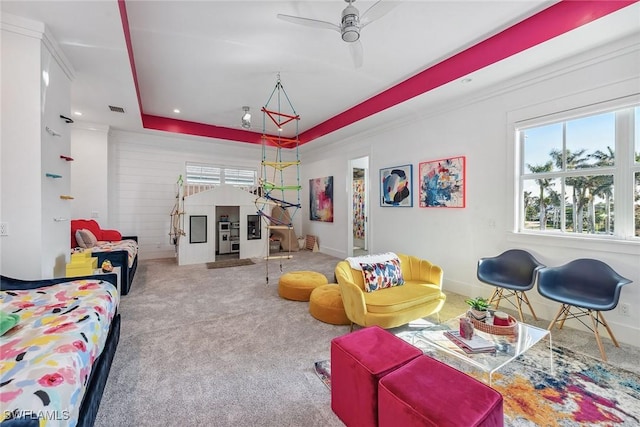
277,0,397,68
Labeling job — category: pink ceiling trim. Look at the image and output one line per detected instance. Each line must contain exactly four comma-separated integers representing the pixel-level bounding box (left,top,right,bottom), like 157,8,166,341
299,0,637,143
119,0,636,146
117,0,142,115
142,114,265,145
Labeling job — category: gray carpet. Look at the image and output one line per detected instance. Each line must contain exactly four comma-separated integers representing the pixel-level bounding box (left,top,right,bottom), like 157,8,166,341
94,251,639,426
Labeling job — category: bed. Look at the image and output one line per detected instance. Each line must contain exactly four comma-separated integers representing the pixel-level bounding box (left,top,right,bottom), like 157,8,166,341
78,239,138,296
70,219,138,295
0,273,120,427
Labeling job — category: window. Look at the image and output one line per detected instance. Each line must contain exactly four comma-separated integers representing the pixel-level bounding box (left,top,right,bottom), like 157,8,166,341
185,162,256,188
186,163,221,186
518,104,639,239
185,162,257,197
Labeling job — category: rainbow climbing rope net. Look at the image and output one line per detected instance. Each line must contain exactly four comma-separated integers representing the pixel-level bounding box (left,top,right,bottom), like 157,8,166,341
255,75,302,282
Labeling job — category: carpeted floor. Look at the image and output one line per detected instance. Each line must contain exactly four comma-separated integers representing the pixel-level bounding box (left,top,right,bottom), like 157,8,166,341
95,251,639,426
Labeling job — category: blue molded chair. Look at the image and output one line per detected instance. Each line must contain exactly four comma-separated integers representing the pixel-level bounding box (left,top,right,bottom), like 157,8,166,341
477,249,545,322
537,258,632,361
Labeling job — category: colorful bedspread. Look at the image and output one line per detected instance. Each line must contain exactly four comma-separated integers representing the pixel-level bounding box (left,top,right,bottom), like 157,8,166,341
90,239,138,268
0,280,118,426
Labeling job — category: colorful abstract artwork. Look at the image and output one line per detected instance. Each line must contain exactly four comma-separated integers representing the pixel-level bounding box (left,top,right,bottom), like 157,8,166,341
310,176,334,222
419,156,466,208
380,164,413,207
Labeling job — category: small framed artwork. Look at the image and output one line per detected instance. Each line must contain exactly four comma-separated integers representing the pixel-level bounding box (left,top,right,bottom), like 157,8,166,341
419,156,466,208
380,164,413,207
309,176,334,222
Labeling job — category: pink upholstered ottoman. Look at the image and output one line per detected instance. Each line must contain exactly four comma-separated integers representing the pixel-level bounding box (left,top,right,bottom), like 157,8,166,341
378,355,504,427
330,326,422,427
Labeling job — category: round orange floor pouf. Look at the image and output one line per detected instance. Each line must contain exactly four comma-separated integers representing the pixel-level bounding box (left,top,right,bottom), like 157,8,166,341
278,271,328,301
309,284,351,325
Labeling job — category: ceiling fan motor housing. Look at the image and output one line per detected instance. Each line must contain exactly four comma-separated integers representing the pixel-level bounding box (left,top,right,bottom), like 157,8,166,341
341,5,360,42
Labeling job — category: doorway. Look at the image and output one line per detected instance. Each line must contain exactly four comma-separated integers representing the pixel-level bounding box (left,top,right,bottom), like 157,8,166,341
350,156,369,257
215,205,240,261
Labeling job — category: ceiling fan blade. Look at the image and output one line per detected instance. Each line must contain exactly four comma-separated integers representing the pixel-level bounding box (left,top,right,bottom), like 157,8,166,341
360,1,398,28
277,14,340,32
349,40,364,68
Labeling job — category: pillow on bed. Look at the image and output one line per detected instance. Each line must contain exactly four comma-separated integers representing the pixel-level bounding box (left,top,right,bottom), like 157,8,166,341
360,258,404,292
0,312,19,336
76,229,98,248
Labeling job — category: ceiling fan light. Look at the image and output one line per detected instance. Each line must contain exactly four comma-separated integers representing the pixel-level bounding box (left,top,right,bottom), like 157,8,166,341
342,26,360,42
341,3,360,43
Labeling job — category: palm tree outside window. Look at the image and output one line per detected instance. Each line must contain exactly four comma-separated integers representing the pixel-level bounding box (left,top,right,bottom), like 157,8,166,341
518,104,639,239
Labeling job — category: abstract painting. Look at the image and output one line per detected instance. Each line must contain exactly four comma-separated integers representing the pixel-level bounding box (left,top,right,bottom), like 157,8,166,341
419,156,466,208
380,164,413,207
310,176,334,222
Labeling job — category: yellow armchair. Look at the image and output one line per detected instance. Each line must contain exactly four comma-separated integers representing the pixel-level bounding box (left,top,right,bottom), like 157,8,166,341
335,253,446,330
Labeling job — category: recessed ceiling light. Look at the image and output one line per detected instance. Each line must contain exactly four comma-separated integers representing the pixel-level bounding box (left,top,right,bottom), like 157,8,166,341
73,111,82,116
173,109,180,114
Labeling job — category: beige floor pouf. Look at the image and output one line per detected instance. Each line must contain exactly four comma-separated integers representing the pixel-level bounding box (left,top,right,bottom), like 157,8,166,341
278,271,328,301
309,284,350,325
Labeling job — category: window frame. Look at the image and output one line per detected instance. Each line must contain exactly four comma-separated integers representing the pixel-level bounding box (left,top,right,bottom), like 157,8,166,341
512,96,640,246
185,162,257,189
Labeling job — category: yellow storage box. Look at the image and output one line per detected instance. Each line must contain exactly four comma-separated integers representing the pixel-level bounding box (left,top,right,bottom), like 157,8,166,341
71,251,92,262
66,256,98,277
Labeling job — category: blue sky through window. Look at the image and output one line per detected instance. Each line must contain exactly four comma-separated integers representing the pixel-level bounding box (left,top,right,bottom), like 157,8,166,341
523,112,615,173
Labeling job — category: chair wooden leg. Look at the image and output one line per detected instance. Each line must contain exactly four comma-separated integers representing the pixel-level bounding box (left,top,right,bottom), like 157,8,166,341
547,305,566,331
514,291,526,322
557,305,571,329
349,322,354,333
588,310,608,361
488,288,502,310
598,311,620,348
520,291,538,321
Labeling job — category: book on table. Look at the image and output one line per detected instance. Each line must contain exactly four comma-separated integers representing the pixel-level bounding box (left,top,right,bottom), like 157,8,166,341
444,331,496,354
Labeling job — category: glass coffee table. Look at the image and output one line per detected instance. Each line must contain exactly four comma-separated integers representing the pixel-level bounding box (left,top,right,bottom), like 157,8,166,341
403,315,552,386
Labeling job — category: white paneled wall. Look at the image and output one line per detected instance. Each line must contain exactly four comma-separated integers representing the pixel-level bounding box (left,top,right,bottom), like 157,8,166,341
107,130,300,260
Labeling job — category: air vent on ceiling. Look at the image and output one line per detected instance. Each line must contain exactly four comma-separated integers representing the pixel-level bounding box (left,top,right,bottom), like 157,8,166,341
108,105,125,113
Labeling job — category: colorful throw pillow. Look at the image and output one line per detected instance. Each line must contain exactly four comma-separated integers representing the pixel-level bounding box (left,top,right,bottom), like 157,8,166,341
76,229,98,248
360,258,404,292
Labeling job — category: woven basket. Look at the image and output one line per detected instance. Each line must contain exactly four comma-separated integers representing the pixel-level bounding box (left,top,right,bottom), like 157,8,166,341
467,313,517,335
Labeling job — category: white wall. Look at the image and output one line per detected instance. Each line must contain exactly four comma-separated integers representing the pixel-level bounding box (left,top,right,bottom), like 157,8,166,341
1,19,43,278
300,35,640,345
1,14,72,278
70,124,109,225
107,129,271,260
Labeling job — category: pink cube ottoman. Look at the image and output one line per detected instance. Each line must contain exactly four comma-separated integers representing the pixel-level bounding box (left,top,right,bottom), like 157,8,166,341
378,355,504,427
330,326,422,427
